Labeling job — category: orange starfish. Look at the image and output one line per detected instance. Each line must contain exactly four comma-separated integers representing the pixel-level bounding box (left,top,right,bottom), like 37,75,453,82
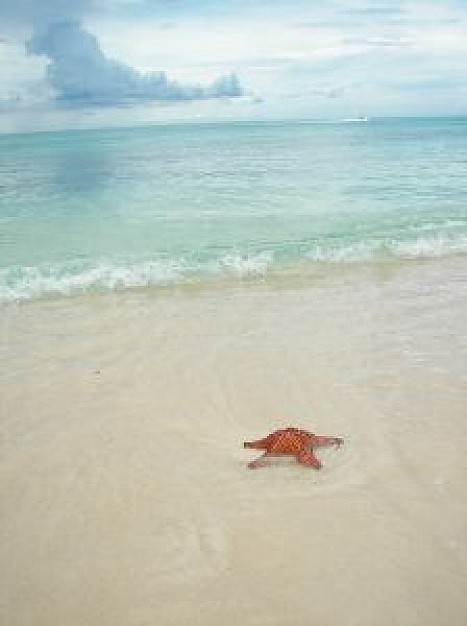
244,427,344,469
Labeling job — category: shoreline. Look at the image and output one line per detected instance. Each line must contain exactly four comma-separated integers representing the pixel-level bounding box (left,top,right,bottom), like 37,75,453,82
2,251,466,308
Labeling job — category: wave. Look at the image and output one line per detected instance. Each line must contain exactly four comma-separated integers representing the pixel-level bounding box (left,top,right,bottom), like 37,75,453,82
0,252,274,303
1,234,466,302
0,259,186,303
306,233,467,263
217,251,273,277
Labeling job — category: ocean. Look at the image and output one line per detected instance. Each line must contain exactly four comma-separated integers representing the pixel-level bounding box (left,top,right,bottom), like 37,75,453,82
1,117,466,301
2,118,467,626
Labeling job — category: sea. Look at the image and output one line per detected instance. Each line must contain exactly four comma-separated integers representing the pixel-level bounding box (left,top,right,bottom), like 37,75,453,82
1,117,466,302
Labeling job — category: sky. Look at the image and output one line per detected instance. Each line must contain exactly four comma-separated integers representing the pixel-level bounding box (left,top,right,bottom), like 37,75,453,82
0,0,466,132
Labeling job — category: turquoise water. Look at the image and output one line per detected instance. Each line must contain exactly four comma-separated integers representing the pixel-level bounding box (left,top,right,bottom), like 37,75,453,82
0,118,466,301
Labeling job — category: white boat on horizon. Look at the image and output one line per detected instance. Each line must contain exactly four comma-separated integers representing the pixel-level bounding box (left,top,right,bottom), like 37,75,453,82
342,116,369,122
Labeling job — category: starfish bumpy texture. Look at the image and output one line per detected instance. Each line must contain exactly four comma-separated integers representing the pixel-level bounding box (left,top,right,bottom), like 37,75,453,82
244,427,343,469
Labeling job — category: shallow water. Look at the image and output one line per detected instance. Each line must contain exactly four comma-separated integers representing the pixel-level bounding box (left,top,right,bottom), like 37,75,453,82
1,118,467,302
2,258,466,625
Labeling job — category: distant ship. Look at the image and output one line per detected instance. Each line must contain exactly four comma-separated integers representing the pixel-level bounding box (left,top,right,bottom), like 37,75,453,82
342,116,369,122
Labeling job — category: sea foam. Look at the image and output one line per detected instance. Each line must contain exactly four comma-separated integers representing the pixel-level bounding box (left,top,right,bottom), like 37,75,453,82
0,259,187,302
218,251,273,278
306,233,467,264
1,234,466,303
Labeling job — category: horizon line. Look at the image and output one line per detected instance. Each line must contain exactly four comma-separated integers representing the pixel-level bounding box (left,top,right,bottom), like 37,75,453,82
1,114,466,138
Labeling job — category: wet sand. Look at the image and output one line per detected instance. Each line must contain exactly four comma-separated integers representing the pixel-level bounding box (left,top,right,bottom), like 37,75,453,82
2,259,467,626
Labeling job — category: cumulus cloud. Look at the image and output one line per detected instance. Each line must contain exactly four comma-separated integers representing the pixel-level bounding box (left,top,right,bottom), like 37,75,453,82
26,21,244,106
1,1,244,107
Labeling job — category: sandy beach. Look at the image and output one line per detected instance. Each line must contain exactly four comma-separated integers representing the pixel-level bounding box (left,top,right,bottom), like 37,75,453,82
1,258,467,626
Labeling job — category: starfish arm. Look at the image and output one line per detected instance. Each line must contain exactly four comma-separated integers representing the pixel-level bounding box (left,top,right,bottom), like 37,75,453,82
312,435,344,449
244,433,277,450
247,453,271,469
297,449,322,469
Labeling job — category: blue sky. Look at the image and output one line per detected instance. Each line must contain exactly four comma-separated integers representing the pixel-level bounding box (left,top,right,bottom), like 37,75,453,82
0,0,466,132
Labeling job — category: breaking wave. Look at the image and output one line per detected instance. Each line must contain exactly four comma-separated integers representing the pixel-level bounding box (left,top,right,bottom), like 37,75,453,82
0,252,274,303
306,233,467,263
0,259,186,303
1,234,466,303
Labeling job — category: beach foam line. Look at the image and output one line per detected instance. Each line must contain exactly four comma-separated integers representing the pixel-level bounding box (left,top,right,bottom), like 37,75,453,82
306,233,467,263
1,233,466,302
216,251,273,278
0,258,187,303
0,251,274,302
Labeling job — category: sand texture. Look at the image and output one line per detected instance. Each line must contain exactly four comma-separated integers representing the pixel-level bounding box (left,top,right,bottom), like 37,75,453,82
2,260,467,626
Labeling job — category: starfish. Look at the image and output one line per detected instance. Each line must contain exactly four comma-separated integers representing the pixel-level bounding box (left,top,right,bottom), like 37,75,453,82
244,427,344,469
